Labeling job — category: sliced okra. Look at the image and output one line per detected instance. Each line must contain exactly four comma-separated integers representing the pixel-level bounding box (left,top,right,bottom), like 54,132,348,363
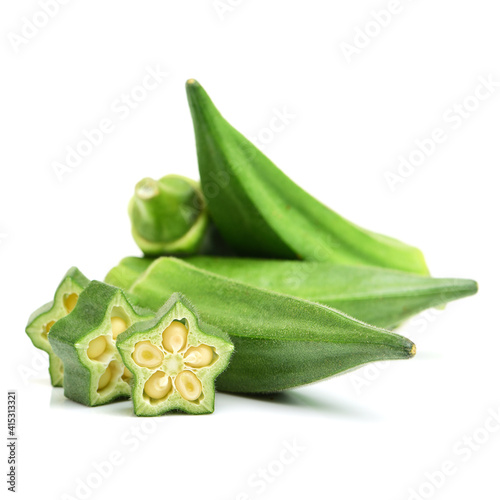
116,293,233,416
25,267,90,387
49,281,154,406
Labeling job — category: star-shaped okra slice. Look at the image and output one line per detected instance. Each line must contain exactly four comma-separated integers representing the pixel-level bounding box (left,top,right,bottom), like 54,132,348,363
116,293,234,416
25,267,90,387
49,281,154,406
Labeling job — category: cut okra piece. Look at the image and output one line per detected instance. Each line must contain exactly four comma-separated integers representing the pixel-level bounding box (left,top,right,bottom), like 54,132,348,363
116,293,233,416
49,281,154,406
25,267,90,387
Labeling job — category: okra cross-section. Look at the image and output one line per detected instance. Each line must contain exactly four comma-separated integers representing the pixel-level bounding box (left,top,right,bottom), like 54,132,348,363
49,281,154,406
25,267,90,387
116,293,233,416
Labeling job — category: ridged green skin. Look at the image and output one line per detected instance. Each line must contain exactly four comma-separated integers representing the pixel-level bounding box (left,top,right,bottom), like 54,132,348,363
129,174,209,256
186,79,429,275
105,256,154,290
49,281,154,406
106,256,477,330
117,293,234,416
25,267,90,387
128,258,416,394
185,257,477,329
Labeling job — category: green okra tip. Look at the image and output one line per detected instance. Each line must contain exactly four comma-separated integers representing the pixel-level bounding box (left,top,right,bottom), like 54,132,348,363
186,79,202,90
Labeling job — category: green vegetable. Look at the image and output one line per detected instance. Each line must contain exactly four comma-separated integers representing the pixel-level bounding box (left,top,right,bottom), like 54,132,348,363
129,175,209,256
25,267,90,387
185,257,477,328
116,293,233,416
186,79,429,275
106,256,477,330
49,281,154,406
105,256,154,290
127,257,416,393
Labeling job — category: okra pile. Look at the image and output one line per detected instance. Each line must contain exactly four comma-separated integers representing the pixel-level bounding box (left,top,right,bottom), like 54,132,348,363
26,80,478,416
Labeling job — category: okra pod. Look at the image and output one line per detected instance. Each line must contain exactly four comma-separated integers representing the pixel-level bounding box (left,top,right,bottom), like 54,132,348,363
129,174,209,256
106,256,477,330
185,257,477,329
128,257,416,393
105,256,154,290
186,79,429,275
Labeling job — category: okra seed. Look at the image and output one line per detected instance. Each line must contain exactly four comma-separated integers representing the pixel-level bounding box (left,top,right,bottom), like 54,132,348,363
175,371,202,401
132,341,164,368
162,321,188,353
42,320,56,339
122,366,132,379
87,336,107,360
63,293,79,313
184,344,214,368
111,317,128,339
144,371,172,400
98,364,112,390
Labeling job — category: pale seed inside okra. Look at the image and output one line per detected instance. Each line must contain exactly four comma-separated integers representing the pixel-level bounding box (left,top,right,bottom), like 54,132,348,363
144,371,172,399
98,364,112,390
87,336,107,360
41,320,56,340
111,317,128,339
162,321,188,352
184,344,213,368
63,293,79,313
175,371,202,401
132,341,164,368
122,366,133,379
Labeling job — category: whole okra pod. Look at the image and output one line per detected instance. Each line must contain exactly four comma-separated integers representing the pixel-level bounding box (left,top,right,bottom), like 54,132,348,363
186,79,429,275
127,257,417,394
105,256,477,330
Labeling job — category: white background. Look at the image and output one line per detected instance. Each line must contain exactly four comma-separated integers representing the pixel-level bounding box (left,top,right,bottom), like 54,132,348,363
1,1,499,499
